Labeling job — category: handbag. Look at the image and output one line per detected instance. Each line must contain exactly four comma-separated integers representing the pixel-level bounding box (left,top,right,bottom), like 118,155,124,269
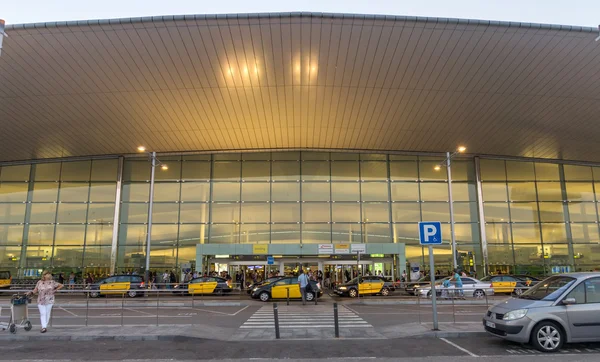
304,275,313,293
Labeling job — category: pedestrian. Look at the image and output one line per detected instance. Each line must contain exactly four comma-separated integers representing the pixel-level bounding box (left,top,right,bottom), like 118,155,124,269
344,269,351,283
297,269,310,306
169,271,176,286
451,269,464,299
58,273,64,284
28,270,63,333
85,273,94,286
68,272,75,290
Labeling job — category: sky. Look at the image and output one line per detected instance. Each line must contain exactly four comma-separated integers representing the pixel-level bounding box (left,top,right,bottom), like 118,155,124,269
2,0,599,27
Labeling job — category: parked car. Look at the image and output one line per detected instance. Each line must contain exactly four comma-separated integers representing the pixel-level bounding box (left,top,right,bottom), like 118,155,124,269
483,273,600,352
87,275,145,298
251,276,322,302
405,276,445,295
0,271,11,289
418,276,494,299
480,275,541,296
335,276,396,298
174,276,232,296
246,276,284,295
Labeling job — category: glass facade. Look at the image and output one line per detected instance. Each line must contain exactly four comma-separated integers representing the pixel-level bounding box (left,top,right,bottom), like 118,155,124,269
1,151,599,279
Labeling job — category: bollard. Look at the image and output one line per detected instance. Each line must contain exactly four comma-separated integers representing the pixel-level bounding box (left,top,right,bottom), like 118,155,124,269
314,289,317,305
287,288,290,306
451,288,456,324
85,291,89,326
417,289,421,324
156,290,159,326
273,303,280,339
121,291,125,326
333,303,339,338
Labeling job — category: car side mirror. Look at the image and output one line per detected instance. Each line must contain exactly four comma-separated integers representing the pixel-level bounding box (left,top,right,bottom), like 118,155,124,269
562,298,577,305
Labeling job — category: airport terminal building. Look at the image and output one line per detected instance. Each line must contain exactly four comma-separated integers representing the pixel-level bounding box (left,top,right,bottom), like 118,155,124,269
0,13,599,281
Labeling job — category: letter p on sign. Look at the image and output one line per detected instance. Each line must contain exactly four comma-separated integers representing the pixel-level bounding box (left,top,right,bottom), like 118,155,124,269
419,222,442,245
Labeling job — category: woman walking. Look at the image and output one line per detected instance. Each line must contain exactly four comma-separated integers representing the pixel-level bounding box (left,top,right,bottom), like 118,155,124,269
29,270,63,333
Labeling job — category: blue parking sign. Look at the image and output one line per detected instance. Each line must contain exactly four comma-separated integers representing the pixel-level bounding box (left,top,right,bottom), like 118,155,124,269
419,222,442,245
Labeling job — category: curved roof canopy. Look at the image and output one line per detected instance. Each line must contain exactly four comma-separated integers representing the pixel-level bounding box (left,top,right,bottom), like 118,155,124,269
0,12,599,162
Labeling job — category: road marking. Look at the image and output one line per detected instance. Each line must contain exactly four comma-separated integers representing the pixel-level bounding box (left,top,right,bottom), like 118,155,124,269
125,308,154,315
440,337,479,357
58,307,78,317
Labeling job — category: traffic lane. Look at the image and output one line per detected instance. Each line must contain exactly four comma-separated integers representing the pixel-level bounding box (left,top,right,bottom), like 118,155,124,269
345,304,489,327
447,335,600,356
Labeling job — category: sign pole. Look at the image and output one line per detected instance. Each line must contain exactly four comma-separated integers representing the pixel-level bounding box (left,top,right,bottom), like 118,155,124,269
429,245,439,330
357,251,360,300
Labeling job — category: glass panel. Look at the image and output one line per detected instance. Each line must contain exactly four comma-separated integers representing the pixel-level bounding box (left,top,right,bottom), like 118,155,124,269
573,244,600,268
487,244,514,267
566,182,595,201
331,152,358,160
0,182,28,202
271,224,300,244
179,202,209,223
452,182,476,201
485,224,511,243
242,152,271,161
389,155,417,161
83,246,111,268
541,223,567,244
361,182,389,201
390,161,418,181
117,224,147,245
210,203,240,223
240,203,270,223
35,163,61,181
301,152,330,160
392,203,420,222
182,154,211,161
123,161,150,181
24,245,52,268
213,161,241,181
564,165,592,181
302,203,331,222
214,153,240,160
29,203,57,223
480,159,506,181
272,161,300,181
272,183,300,201
121,183,149,202
571,223,600,243
361,162,387,180
181,161,211,181
241,183,270,201
180,182,210,202
154,160,181,181
89,183,117,202
331,203,360,222
508,182,537,201
392,223,419,244
535,163,560,181
419,161,446,181
360,154,386,161
271,203,300,223
242,161,270,181
420,183,448,201
510,202,539,222
484,203,509,222
454,223,479,243
537,182,562,201
421,203,450,222
31,182,59,202
212,182,240,201
331,161,359,180
116,245,146,269
57,203,88,223
178,224,208,246
27,225,55,245
150,224,178,245
302,161,330,181
512,224,541,243
0,165,30,181
239,224,270,244
59,183,89,202
85,223,112,245
301,183,330,201
331,182,360,201
0,203,26,223
60,161,91,181
569,203,597,222
364,223,391,243
119,203,148,223
0,225,24,244
362,203,389,222
451,161,475,181
506,161,535,181
391,183,419,201
302,224,331,244
54,225,86,245
209,224,239,244
482,182,507,201
272,152,300,160
453,202,478,222
87,203,115,223
91,159,118,181
538,202,565,222
52,246,83,268
331,223,362,243
152,203,179,223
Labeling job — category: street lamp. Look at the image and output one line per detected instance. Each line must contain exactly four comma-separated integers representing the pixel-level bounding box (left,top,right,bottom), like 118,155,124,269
137,147,168,286
434,146,467,270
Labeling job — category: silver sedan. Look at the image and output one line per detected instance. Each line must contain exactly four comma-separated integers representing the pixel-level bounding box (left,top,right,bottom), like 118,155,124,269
417,276,494,299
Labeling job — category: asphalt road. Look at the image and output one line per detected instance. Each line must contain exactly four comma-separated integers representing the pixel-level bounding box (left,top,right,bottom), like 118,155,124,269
1,336,599,361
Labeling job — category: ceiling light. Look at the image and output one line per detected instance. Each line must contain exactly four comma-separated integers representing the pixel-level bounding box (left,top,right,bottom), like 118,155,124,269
434,165,441,171
137,146,146,152
160,164,169,171
457,146,467,153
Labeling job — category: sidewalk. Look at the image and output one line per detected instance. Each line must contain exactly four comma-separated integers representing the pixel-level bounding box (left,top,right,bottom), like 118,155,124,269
378,321,486,339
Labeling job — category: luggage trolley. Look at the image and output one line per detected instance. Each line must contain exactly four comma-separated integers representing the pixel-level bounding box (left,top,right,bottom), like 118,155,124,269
0,294,32,333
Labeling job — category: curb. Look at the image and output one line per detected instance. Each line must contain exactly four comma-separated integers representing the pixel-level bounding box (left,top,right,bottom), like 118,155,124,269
0,334,207,342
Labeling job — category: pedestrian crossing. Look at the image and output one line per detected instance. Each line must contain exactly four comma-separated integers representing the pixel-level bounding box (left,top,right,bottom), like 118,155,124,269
240,305,372,329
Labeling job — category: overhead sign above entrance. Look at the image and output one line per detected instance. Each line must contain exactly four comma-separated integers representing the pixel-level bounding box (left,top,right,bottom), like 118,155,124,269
418,222,443,245
318,244,333,254
334,244,350,254
351,244,366,254
253,245,268,254
267,256,274,265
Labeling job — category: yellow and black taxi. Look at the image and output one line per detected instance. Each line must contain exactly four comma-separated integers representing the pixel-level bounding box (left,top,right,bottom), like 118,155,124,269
480,274,540,296
87,275,145,298
250,276,322,302
0,271,11,289
174,276,233,296
335,276,395,298
246,276,284,295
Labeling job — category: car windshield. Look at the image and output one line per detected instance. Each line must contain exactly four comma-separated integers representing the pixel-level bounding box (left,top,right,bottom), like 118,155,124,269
348,277,361,284
519,276,576,301
0,271,10,279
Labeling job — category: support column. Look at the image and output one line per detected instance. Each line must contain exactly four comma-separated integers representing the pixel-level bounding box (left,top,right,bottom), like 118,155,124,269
18,164,36,276
474,157,489,276
109,157,124,276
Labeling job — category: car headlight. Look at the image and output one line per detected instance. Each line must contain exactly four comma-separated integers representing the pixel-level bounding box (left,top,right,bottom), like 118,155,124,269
503,309,528,321
252,287,258,292
413,285,420,288
339,286,347,290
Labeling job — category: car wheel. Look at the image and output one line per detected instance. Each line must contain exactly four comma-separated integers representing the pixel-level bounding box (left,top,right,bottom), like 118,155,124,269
531,321,564,352
89,291,99,298
473,289,485,298
259,292,270,302
306,292,315,301
426,290,432,298
381,288,390,296
128,290,137,298
514,288,524,296
348,288,358,298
